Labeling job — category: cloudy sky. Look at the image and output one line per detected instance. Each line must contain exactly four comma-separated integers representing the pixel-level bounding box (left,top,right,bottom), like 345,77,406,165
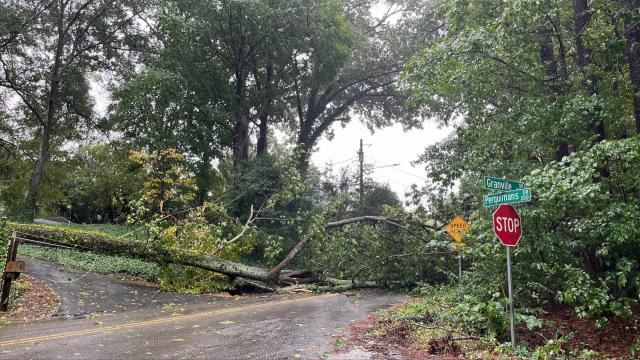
310,119,452,202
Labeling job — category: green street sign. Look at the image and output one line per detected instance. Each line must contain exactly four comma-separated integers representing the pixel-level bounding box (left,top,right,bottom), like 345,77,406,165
484,177,525,191
483,188,532,207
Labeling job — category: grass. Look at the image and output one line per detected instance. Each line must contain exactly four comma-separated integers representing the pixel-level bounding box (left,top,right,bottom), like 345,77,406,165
19,244,159,282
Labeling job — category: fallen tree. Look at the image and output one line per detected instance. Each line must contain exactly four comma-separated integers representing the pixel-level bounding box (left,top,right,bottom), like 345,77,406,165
11,215,433,291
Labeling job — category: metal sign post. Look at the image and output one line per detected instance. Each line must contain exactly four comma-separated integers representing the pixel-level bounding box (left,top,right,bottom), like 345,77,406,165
485,176,529,349
506,246,515,348
444,215,471,281
492,205,522,348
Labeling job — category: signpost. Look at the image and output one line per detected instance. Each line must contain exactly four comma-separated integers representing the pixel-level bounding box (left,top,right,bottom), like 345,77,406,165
445,215,471,279
481,176,531,347
492,205,522,348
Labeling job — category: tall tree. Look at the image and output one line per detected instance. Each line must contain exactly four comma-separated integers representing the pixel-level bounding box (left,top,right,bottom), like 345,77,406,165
290,0,439,172
572,0,606,141
620,0,640,134
0,0,147,219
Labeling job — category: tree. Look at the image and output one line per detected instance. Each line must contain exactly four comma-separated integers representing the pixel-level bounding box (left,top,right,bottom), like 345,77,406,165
290,0,440,172
55,144,143,223
128,148,197,221
0,0,148,219
619,0,640,134
403,0,640,324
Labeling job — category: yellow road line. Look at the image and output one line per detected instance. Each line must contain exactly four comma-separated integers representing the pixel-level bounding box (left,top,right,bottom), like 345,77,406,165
0,294,338,347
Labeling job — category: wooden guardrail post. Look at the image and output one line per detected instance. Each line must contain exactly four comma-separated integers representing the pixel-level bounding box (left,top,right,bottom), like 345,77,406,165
0,231,22,312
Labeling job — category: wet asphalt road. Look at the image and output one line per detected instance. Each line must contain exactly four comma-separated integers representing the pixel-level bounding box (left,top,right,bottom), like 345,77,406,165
0,291,406,359
2,257,407,359
20,256,237,318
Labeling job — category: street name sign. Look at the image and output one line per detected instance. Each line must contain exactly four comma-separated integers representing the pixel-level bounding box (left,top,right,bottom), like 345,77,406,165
483,188,532,208
492,205,522,247
484,177,525,191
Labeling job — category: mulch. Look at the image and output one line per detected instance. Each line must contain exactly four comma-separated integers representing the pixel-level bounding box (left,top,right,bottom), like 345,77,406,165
1,275,59,323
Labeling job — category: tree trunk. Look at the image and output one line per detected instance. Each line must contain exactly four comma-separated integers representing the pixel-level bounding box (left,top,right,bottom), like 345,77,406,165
256,60,273,156
15,216,407,287
232,69,249,175
572,0,606,142
14,224,277,283
538,24,569,161
25,123,52,219
620,0,640,134
24,2,66,220
256,115,268,155
195,155,212,205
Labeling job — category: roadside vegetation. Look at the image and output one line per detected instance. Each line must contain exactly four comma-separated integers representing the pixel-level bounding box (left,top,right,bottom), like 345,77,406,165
0,0,639,357
19,244,159,283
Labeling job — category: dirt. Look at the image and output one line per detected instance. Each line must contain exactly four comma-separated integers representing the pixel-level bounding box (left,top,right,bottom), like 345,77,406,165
335,302,640,360
1,275,59,323
520,306,640,358
330,310,445,360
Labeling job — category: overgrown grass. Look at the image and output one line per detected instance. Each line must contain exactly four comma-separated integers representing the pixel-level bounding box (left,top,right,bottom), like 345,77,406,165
19,244,159,282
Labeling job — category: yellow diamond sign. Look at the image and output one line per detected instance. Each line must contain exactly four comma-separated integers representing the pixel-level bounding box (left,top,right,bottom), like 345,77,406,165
445,215,471,246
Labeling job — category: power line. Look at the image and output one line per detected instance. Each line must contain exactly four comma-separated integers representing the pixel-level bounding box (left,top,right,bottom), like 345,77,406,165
368,157,429,181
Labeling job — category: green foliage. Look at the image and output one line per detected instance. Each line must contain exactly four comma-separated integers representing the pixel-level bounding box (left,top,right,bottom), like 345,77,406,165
128,200,255,293
0,220,9,282
156,265,234,294
55,144,143,223
404,0,640,338
7,278,28,309
19,244,159,282
522,138,640,320
128,148,197,222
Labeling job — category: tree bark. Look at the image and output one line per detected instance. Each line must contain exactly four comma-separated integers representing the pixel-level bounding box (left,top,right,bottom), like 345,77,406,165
25,122,52,218
256,114,269,155
620,0,640,134
256,59,273,156
25,1,66,219
232,71,249,175
14,224,277,283
538,24,569,161
15,215,409,287
572,0,606,141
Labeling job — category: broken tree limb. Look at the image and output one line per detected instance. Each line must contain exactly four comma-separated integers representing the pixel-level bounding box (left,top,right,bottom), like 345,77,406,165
12,214,429,290
268,215,432,277
12,225,277,283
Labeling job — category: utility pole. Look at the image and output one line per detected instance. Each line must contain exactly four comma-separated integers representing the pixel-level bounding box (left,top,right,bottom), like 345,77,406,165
358,139,364,204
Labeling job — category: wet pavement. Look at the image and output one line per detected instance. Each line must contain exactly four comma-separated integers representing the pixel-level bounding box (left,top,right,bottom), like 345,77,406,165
0,291,406,359
19,256,238,318
1,257,408,359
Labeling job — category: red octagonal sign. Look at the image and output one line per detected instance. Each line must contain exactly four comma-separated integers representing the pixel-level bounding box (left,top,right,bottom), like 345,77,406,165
493,204,522,246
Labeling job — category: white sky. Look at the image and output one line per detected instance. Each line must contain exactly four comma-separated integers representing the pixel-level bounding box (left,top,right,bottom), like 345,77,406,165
311,119,452,202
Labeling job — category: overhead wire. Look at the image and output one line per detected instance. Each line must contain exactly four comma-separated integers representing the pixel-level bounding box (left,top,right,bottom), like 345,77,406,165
367,156,429,181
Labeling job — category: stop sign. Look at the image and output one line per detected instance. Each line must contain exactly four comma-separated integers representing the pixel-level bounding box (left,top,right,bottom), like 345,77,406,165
493,204,522,246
